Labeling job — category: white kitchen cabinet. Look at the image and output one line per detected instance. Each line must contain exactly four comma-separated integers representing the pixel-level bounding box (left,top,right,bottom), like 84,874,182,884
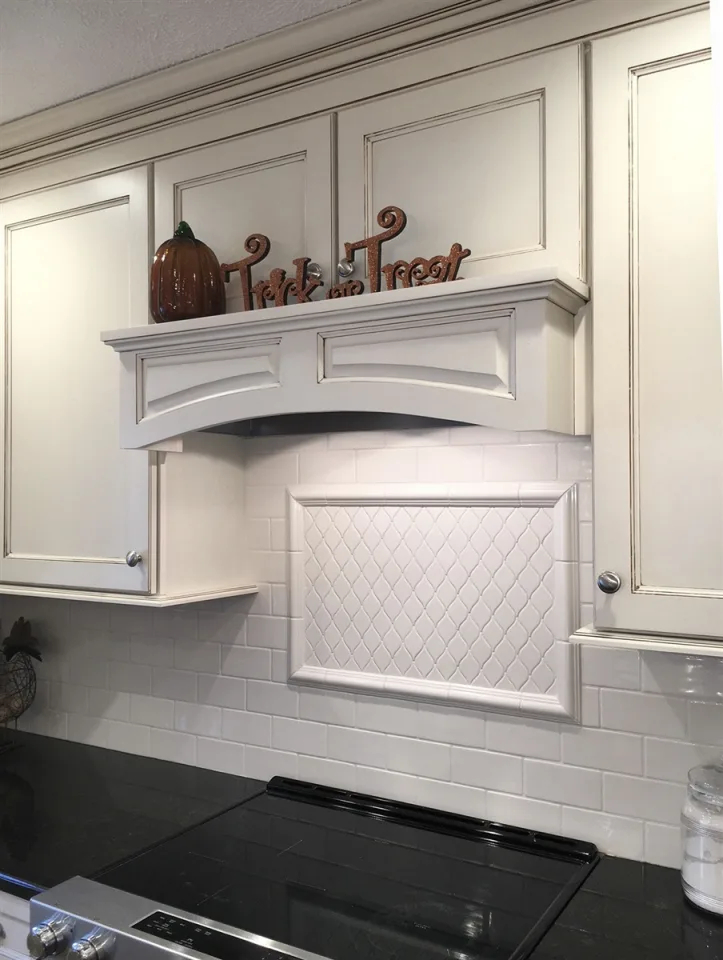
0,888,29,960
337,44,585,287
0,169,151,594
581,11,723,648
0,170,255,605
154,115,334,307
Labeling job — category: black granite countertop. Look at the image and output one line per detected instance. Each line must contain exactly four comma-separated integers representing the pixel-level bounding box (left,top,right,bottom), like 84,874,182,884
0,731,264,899
533,856,723,959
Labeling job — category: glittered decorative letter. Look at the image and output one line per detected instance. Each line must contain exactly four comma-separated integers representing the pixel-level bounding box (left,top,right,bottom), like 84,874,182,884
220,234,271,311
344,205,408,293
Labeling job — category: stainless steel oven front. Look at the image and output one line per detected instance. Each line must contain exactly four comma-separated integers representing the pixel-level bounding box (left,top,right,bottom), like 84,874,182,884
29,877,327,960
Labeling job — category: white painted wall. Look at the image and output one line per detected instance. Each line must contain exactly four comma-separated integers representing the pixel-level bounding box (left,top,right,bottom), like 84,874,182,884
8,426,717,869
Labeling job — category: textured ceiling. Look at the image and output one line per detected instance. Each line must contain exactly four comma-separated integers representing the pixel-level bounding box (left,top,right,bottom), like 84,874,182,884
0,0,361,125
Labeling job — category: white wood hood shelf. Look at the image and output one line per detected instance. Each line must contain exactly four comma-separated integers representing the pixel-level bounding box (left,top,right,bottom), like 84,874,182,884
103,270,589,449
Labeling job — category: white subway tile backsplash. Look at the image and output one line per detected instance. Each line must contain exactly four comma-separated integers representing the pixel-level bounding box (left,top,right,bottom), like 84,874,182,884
247,519,271,551
174,639,221,673
14,429,720,869
197,737,245,776
271,584,288,617
356,448,417,482
149,728,196,765
175,702,223,737
245,746,298,780
487,792,561,832
198,674,246,710
68,714,108,747
484,444,556,481
272,717,327,756
524,760,602,809
130,635,175,668
107,720,150,756
603,774,686,825
51,682,88,714
271,650,287,682
109,662,152,695
247,680,298,717
246,485,288,519
387,735,451,781
246,616,287,649
414,779,486,820
222,646,271,680
640,653,723,698
561,807,644,860
417,446,483,481
300,450,356,483
88,689,130,721
300,690,355,726
644,822,682,868
557,441,592,481
222,709,272,746
581,686,600,726
601,690,687,739
328,725,385,767
562,727,642,775
151,667,197,703
451,748,523,793
356,696,417,737
644,737,714,782
450,426,518,445
414,704,484,749
296,755,356,790
130,693,174,729
486,717,560,760
688,701,723,746
581,646,640,690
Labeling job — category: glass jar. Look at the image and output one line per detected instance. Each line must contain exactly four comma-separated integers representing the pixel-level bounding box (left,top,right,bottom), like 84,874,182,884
682,761,723,914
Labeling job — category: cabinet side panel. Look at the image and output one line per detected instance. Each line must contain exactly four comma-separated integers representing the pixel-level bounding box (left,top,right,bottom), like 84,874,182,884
158,431,251,597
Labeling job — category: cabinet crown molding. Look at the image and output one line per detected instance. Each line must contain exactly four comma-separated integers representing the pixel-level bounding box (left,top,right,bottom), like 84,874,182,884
102,270,589,449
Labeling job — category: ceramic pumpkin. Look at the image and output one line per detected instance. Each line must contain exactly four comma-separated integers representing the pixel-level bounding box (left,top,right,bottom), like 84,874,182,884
150,221,226,323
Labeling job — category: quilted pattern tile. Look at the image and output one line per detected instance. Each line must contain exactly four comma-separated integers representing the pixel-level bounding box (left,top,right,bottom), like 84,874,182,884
302,503,557,695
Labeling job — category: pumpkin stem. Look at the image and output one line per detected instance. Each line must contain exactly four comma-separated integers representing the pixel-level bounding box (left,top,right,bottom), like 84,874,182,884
174,221,196,240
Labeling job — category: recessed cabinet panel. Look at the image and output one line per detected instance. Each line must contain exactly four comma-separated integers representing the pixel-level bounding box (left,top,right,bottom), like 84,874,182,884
141,340,282,419
0,169,151,592
635,57,723,593
591,12,722,641
338,46,583,284
154,117,333,313
320,313,514,396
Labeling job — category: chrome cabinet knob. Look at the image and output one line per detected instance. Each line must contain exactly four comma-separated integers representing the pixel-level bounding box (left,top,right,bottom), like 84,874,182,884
337,258,355,278
68,934,115,960
27,919,73,959
125,550,142,567
597,571,622,594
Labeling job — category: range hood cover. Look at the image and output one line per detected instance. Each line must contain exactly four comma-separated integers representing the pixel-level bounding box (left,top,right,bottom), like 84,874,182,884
102,269,589,450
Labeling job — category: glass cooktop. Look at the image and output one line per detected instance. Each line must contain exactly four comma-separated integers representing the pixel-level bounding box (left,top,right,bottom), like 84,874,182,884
97,777,599,960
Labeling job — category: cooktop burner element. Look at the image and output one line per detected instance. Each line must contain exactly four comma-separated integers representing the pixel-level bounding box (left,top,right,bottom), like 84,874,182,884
31,778,599,960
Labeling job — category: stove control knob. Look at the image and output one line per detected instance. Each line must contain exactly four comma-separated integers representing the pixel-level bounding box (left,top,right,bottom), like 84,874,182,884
27,919,73,959
68,933,115,960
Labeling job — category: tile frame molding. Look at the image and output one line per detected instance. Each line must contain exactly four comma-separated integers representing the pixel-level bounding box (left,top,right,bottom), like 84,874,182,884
287,481,581,721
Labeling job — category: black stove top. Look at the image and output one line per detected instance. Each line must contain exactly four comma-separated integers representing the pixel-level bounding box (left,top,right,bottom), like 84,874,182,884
97,778,599,960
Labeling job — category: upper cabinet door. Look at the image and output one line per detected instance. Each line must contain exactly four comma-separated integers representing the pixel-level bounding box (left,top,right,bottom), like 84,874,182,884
337,46,584,286
0,169,151,593
154,115,334,311
591,12,722,640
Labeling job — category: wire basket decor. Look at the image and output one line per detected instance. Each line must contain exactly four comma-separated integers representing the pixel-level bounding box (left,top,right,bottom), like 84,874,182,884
0,618,41,725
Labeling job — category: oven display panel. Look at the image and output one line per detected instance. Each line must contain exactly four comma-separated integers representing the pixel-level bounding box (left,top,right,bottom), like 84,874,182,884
133,912,295,960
